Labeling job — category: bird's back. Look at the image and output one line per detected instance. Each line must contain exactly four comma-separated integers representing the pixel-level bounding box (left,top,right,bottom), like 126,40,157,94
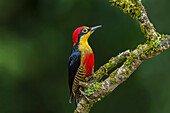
68,44,81,103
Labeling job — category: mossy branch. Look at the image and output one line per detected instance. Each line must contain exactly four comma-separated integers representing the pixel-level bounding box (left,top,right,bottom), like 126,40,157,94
110,0,157,40
74,0,170,113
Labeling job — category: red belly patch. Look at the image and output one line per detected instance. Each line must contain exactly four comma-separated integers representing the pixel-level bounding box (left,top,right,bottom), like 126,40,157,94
83,53,94,77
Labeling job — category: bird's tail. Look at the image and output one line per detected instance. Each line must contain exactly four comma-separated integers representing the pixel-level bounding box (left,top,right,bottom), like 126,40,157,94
69,92,73,103
69,92,81,107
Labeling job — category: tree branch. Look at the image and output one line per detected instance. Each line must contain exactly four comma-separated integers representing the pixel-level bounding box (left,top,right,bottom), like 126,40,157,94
74,0,170,112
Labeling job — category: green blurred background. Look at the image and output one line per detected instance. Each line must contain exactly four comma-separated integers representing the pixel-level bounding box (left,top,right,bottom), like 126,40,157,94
0,0,169,113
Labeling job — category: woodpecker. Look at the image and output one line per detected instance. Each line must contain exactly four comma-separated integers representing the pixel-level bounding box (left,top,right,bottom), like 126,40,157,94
68,25,102,105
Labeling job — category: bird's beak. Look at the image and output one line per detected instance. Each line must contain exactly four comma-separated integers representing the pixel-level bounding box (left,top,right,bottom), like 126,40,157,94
82,25,102,40
89,25,102,32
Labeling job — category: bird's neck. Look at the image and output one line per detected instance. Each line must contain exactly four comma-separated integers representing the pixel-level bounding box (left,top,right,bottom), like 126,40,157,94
78,39,93,55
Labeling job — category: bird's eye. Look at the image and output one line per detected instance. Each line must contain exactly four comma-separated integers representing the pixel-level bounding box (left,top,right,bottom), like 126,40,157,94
82,28,88,33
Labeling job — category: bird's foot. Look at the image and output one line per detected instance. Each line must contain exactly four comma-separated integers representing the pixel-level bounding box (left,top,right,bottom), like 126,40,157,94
79,81,88,88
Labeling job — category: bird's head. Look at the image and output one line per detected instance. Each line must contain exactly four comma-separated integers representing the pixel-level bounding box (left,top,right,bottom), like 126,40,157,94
72,25,102,45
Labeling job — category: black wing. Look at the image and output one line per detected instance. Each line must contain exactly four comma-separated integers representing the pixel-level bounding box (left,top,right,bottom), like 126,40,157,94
68,46,81,103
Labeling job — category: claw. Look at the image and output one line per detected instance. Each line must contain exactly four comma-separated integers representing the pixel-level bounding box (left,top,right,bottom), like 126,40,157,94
79,81,88,88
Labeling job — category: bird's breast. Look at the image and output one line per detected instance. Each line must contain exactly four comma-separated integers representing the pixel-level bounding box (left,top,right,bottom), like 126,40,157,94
83,53,94,77
78,43,94,77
